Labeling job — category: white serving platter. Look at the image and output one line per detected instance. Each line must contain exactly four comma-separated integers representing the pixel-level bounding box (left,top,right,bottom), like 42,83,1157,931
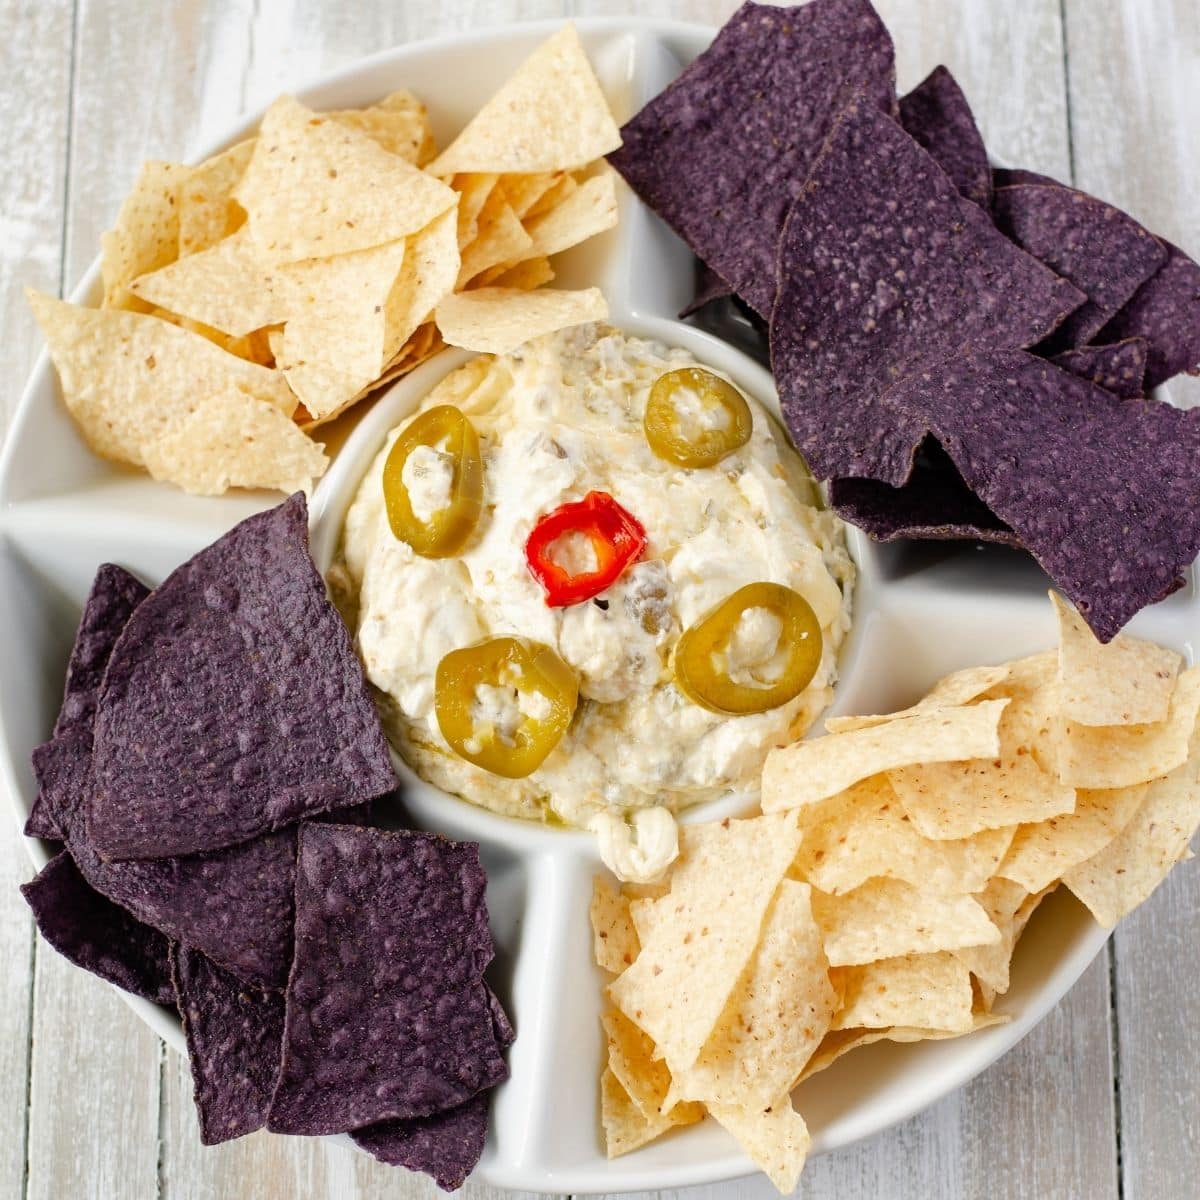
1,16,1196,1195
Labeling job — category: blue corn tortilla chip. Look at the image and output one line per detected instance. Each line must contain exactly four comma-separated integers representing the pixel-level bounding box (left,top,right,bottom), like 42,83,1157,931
993,183,1167,349
831,439,1020,545
352,1092,490,1192
1098,240,1200,389
899,65,991,208
25,564,149,840
88,493,396,861
268,823,506,1135
770,96,1084,485
173,945,285,1145
610,0,897,316
877,349,1200,640
486,985,515,1048
1050,338,1147,399
22,851,175,1006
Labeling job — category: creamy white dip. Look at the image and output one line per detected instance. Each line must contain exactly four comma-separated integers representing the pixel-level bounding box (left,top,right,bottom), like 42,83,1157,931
337,324,854,881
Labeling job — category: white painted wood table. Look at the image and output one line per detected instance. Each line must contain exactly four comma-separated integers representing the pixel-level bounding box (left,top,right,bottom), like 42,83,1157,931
1,1,1197,1197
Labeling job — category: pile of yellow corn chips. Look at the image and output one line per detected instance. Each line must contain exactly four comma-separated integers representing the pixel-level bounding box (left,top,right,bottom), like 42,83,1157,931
29,25,620,495
592,592,1200,1191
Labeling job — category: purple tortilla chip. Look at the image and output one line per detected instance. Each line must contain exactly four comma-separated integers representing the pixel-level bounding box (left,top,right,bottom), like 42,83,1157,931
486,986,515,1048
1050,338,1148,399
1098,240,1200,389
899,65,991,208
770,97,1084,485
991,166,1063,191
22,851,174,1006
993,184,1166,348
26,732,90,841
878,349,1200,640
173,945,285,1145
88,493,396,861
268,823,506,1135
352,1091,490,1192
830,439,1020,545
609,0,897,316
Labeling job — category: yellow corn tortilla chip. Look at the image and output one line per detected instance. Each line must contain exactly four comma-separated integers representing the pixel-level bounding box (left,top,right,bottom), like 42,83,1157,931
329,90,436,164
479,256,555,290
707,1100,810,1196
951,878,1051,995
139,387,327,495
761,700,1008,813
591,874,639,975
600,1069,689,1158
234,95,455,262
100,161,190,310
499,171,563,219
457,193,533,287
177,140,255,257
28,291,296,467
1052,592,1182,726
429,25,620,176
383,207,460,361
523,168,618,258
666,880,836,1112
1057,666,1200,790
602,1008,702,1127
452,173,500,247
888,749,1075,840
626,895,659,945
831,953,975,1034
435,286,607,355
607,814,803,1072
997,784,1148,894
523,171,579,220
824,664,1013,732
811,878,1000,967
1063,725,1200,925
793,775,1015,895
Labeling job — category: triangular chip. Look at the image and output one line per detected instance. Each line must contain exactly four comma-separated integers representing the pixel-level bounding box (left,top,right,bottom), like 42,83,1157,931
523,169,618,258
831,952,975,1034
590,874,639,975
86,495,396,860
101,160,190,309
499,171,563,219
234,95,455,262
383,208,460,361
435,286,607,354
480,256,555,290
952,878,1050,995
429,26,620,176
329,90,435,163
1052,591,1182,726
601,1069,689,1158
601,1008,702,1126
457,192,532,287
811,878,1000,967
608,814,802,1072
824,663,1013,732
761,700,1008,812
708,1100,810,1195
178,140,255,257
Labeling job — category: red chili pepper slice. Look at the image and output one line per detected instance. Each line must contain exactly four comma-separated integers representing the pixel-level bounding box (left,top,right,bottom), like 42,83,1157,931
525,491,647,608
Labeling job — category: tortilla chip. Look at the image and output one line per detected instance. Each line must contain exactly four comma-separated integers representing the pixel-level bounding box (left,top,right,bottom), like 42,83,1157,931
811,878,1000,967
590,874,639,975
384,208,460,361
480,256,555,290
1050,338,1148,399
457,192,533,287
28,292,301,485
761,699,1008,813
666,880,836,1111
234,95,455,263
609,0,897,317
523,169,618,258
140,387,327,495
329,90,435,164
1063,730,1200,925
997,784,1148,894
608,814,803,1072
708,1100,810,1195
824,664,1015,732
101,160,190,309
178,140,255,257
499,171,563,219
888,750,1075,840
435,286,607,354
452,173,500,246
601,1068,682,1158
793,775,1015,894
993,183,1166,348
602,1008,702,1127
429,26,620,176
1052,592,1182,726
523,171,578,220
952,878,1048,995
1057,666,1200,789
832,952,975,1033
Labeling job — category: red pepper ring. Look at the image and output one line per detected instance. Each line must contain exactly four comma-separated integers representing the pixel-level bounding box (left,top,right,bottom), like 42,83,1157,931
525,491,647,608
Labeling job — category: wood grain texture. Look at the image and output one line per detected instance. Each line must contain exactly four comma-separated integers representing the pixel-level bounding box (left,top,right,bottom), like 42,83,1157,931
0,2,74,1199
3,1,1199,1198
1062,7,1200,1198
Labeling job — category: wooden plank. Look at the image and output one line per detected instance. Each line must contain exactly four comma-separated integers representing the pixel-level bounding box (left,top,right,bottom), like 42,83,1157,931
0,2,75,1199
1062,7,1200,1198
